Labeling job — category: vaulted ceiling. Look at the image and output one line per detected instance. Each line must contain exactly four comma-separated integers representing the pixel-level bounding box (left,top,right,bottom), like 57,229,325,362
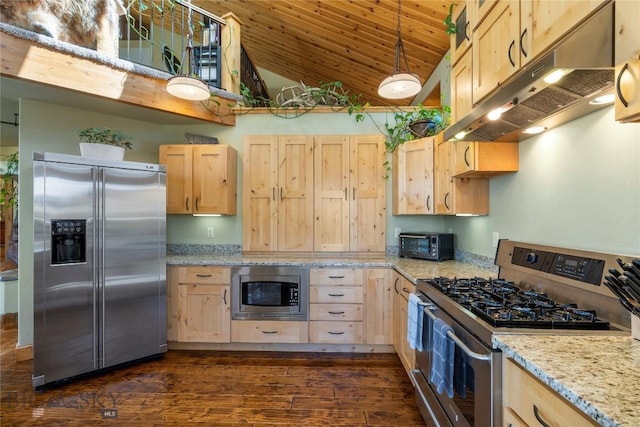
195,0,455,107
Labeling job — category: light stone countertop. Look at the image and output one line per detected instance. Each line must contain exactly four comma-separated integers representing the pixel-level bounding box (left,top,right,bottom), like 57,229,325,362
493,334,640,426
166,253,498,283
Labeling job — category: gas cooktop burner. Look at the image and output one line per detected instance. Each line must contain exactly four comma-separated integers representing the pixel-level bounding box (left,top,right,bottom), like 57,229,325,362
424,277,610,330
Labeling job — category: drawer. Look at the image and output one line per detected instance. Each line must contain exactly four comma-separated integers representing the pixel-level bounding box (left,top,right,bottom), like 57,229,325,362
310,303,363,321
310,285,363,303
309,321,363,344
310,268,364,285
178,266,230,284
503,358,597,426
230,320,308,343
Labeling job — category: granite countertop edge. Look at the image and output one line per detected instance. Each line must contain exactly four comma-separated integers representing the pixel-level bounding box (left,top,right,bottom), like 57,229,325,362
492,335,634,427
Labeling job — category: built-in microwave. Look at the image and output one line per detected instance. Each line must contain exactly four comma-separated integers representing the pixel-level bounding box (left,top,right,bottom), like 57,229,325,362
399,232,454,261
231,266,309,320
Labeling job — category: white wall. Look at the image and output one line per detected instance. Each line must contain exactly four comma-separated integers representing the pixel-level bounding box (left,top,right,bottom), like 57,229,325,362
447,107,640,258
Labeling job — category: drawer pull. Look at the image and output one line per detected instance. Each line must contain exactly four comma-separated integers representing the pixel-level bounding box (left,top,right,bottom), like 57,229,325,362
532,404,550,427
328,293,345,297
328,311,345,315
401,288,411,293
328,275,345,279
261,330,278,334
196,274,212,278
328,331,345,335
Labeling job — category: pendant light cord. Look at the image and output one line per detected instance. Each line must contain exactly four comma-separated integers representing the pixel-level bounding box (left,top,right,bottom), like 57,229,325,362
186,0,195,76
394,0,412,74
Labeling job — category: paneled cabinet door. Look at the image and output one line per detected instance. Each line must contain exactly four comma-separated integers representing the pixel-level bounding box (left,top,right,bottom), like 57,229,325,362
178,283,230,343
434,137,490,215
159,145,193,214
434,135,454,215
242,135,314,252
159,144,237,215
450,48,473,125
365,269,393,345
173,266,231,343
193,145,237,215
393,137,435,215
520,0,608,68
449,0,472,66
472,1,520,103
314,135,386,252
348,135,386,252
392,272,415,375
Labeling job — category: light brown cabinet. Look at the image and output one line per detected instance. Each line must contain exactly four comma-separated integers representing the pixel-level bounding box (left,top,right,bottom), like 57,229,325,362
503,356,598,426
159,144,237,215
393,272,415,376
167,266,231,343
364,269,393,345
452,141,518,178
451,48,473,124
242,135,314,252
473,0,606,104
614,0,640,123
309,268,364,344
231,320,309,343
449,0,473,66
314,135,386,252
392,137,434,215
434,136,489,215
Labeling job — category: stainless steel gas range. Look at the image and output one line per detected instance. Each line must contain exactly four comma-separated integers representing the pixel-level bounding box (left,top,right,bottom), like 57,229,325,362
410,240,633,427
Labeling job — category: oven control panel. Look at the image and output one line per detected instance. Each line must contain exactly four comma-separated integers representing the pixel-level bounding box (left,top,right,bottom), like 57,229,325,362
512,246,605,285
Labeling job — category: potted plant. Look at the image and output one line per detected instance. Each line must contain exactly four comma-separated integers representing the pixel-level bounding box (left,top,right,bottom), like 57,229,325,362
77,127,133,161
384,104,450,153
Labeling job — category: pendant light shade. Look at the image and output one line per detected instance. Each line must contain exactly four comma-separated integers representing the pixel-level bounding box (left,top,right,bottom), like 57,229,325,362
166,0,211,101
167,75,211,101
378,0,422,100
378,72,422,100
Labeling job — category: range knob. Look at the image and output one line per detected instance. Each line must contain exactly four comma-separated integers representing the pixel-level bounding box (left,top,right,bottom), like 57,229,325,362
526,252,538,264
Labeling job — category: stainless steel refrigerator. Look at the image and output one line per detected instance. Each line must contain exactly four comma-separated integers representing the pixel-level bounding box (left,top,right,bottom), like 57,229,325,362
32,152,167,388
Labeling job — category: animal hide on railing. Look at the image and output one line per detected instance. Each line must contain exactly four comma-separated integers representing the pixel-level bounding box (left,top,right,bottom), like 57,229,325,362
0,0,125,57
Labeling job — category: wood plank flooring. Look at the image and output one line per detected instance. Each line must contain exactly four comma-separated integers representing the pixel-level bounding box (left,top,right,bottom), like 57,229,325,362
0,327,425,426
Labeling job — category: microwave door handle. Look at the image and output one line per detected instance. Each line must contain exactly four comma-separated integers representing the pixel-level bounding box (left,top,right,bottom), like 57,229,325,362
423,306,490,362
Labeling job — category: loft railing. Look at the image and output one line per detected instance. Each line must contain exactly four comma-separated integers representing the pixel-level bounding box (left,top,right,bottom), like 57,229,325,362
241,46,270,106
120,0,223,89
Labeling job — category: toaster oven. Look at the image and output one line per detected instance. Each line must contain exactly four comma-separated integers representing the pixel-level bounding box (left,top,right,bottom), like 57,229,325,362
399,232,454,261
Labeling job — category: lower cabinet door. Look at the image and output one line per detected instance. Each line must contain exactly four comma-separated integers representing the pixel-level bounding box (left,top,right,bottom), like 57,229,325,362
178,284,230,343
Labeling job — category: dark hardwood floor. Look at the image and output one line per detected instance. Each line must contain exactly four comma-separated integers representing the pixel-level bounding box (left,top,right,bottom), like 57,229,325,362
1,326,425,426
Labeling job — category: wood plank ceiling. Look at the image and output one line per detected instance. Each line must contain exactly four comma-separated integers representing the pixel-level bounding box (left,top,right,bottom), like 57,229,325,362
195,0,455,107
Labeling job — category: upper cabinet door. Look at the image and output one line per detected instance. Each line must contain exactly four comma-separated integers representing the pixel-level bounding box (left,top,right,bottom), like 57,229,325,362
472,1,520,103
349,135,386,252
451,48,473,123
242,136,279,252
159,145,193,214
193,145,237,215
393,137,435,215
314,135,350,252
277,136,314,252
449,0,473,66
469,0,498,29
520,0,609,68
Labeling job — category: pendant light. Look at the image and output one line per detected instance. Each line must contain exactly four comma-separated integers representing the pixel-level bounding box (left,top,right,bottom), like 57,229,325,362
377,0,422,100
166,0,211,101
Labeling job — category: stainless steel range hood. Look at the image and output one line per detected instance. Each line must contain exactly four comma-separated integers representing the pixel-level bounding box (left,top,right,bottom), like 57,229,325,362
444,2,615,142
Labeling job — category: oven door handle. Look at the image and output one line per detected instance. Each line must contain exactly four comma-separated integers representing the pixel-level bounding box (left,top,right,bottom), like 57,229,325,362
423,307,491,362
